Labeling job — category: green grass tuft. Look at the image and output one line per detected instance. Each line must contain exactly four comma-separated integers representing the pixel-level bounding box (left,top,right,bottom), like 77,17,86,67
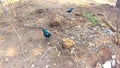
83,13,100,26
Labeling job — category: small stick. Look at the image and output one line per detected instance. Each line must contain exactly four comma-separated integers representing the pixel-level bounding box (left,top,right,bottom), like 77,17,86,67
101,14,118,32
97,13,119,32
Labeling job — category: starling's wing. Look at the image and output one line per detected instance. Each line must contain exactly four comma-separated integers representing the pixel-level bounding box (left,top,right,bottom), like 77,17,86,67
44,32,50,37
67,10,70,13
67,8,71,12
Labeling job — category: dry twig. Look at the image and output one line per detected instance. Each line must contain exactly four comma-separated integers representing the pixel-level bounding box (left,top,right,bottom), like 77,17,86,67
98,13,118,32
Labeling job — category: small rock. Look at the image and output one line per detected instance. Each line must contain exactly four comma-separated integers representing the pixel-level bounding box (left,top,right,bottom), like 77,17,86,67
112,55,116,59
47,42,50,44
117,61,120,65
88,42,95,47
85,66,88,68
31,64,35,68
62,37,75,49
102,61,112,68
93,26,100,30
92,47,98,52
45,64,49,68
111,59,116,67
101,28,114,35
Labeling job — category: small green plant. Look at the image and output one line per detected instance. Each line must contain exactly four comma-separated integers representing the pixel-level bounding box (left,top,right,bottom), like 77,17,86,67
83,13,100,26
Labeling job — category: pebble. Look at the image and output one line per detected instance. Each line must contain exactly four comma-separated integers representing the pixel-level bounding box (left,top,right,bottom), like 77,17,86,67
93,26,100,30
92,47,98,52
47,42,50,44
102,61,112,68
117,61,120,64
111,59,116,67
101,28,114,35
71,37,75,39
80,33,83,36
85,66,88,68
31,64,35,68
45,64,49,68
112,55,116,59
88,42,95,47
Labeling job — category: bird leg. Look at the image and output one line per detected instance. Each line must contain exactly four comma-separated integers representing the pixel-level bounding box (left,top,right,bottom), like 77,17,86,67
46,37,50,44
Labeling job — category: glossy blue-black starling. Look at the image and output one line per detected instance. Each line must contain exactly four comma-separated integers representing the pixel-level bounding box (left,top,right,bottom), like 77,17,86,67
67,8,74,13
42,28,51,43
42,28,51,38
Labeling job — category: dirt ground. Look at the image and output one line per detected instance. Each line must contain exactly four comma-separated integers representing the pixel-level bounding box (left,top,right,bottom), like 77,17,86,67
0,0,120,68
